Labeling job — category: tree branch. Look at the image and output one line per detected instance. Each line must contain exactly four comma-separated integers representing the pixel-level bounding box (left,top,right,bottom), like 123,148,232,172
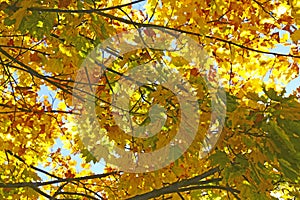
27,0,146,13
0,44,50,55
125,167,238,200
28,7,300,59
3,150,115,199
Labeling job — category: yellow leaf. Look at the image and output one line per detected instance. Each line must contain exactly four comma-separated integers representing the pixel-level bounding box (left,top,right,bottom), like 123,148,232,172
57,101,67,110
291,29,300,43
280,32,290,43
58,44,72,57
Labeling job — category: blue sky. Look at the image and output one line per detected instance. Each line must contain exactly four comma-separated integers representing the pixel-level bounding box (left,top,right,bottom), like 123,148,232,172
37,86,106,179
267,29,300,95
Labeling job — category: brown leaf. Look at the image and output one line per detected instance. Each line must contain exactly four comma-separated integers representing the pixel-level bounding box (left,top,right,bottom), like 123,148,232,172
58,0,72,8
30,52,41,62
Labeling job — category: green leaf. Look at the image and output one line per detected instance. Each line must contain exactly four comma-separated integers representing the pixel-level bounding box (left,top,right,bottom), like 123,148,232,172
81,149,97,164
4,18,16,26
226,93,238,112
235,155,249,168
263,87,282,102
18,12,55,39
246,92,268,103
278,159,299,181
210,150,230,167
270,121,296,153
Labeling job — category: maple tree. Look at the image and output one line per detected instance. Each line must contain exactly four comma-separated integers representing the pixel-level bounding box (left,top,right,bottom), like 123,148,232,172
0,0,300,199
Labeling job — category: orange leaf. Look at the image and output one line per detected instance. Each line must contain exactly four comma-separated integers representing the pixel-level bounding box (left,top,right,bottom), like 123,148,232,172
30,52,41,62
58,0,72,8
65,170,75,178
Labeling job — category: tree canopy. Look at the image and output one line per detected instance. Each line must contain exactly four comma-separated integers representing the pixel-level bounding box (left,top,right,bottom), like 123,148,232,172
0,0,300,199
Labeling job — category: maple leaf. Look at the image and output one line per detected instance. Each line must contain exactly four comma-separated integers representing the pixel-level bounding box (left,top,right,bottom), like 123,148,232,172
0,0,299,199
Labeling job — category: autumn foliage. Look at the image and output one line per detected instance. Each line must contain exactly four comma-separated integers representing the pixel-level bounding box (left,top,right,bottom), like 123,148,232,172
0,0,300,199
